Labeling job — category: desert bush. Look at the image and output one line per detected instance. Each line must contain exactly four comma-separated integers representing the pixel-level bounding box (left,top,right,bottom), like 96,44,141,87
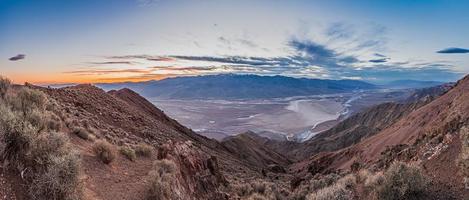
29,131,70,169
230,180,286,200
26,109,46,131
29,152,82,200
336,174,356,189
356,169,372,183
363,172,385,195
12,87,47,116
120,146,136,161
291,173,341,200
136,143,153,157
309,173,340,191
73,127,89,140
92,140,116,164
0,76,11,99
1,106,38,167
146,159,178,200
0,84,82,200
306,181,353,200
44,113,62,131
373,162,427,200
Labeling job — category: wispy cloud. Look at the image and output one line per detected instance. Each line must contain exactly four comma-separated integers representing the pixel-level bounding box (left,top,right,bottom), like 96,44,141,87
369,58,388,63
63,69,151,75
436,47,469,54
325,22,355,41
106,55,174,62
72,22,462,83
87,61,138,65
9,54,25,61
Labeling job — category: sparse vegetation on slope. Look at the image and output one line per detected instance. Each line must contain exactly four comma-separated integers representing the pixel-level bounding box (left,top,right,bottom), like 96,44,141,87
120,146,136,161
0,77,82,200
364,162,428,200
136,143,153,157
146,159,178,200
93,140,116,164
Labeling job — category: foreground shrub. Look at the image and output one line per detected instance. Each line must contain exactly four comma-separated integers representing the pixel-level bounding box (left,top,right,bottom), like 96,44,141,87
146,159,178,200
306,181,353,200
0,83,82,200
12,87,47,116
363,172,385,195
29,153,82,200
92,140,116,164
231,180,286,200
375,162,427,200
120,146,136,161
136,143,153,157
29,131,70,169
291,173,341,200
0,76,11,99
1,110,37,167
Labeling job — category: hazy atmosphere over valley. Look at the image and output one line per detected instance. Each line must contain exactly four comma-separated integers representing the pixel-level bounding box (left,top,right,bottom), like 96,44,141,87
1,0,469,200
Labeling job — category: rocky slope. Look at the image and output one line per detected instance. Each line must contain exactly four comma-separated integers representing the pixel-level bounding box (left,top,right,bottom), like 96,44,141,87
22,84,278,200
2,77,467,200
291,75,469,198
221,132,292,169
237,84,453,162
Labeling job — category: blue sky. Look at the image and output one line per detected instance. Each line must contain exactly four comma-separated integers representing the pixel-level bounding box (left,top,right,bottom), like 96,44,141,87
1,0,468,84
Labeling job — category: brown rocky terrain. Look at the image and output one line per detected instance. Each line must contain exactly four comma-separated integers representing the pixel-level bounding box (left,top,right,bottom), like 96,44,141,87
1,76,468,200
238,83,452,162
221,132,292,169
290,76,469,198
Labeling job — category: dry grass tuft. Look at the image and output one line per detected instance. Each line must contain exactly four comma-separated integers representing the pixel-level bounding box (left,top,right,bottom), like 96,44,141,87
146,159,178,200
306,182,353,200
363,162,427,200
135,143,153,157
120,146,136,161
92,140,116,164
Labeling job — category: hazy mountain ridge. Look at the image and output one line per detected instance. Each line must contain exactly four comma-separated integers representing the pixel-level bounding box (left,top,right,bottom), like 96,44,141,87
98,74,378,99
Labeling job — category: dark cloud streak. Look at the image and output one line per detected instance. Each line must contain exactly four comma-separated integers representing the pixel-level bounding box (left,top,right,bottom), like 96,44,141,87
436,47,469,54
9,54,25,61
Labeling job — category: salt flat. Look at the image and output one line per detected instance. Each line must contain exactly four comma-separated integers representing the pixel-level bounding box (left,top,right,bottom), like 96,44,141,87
151,89,411,141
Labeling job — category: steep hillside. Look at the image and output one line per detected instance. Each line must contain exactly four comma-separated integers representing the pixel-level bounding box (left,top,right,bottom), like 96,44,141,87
98,74,377,99
291,75,469,198
254,84,452,161
221,132,291,169
26,84,279,200
383,79,444,89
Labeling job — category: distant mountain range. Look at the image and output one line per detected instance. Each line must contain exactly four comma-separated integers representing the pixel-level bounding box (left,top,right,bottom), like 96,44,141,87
98,74,378,99
382,79,444,89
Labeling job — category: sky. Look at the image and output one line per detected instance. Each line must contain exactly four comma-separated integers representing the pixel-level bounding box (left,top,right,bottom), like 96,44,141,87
1,0,469,84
